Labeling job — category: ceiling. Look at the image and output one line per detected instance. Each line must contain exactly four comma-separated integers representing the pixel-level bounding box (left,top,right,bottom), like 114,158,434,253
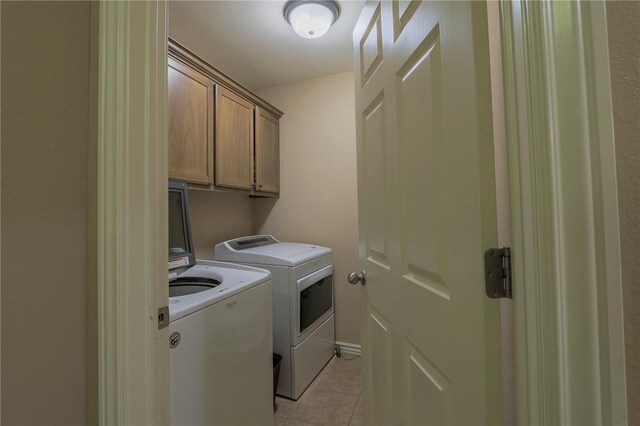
169,1,365,91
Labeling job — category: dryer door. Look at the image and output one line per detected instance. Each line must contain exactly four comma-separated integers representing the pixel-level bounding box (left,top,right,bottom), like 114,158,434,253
295,264,334,344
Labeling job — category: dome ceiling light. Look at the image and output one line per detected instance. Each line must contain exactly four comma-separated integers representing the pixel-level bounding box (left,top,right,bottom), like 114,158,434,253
283,0,341,39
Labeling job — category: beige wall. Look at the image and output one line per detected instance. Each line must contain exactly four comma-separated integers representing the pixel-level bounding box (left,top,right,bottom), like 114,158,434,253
254,72,361,345
189,190,254,260
1,2,92,424
607,2,640,424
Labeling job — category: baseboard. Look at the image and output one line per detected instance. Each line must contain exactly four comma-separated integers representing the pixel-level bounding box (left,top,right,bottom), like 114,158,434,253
335,341,361,357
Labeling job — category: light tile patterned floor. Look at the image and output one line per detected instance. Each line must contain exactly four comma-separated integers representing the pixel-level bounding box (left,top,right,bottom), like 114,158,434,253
275,356,362,426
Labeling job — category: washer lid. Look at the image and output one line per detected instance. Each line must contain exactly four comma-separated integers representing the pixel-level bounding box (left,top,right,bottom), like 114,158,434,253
215,235,332,266
168,261,271,322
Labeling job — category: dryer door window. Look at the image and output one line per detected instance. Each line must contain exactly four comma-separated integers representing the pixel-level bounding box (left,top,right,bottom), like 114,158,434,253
299,277,333,334
297,265,334,336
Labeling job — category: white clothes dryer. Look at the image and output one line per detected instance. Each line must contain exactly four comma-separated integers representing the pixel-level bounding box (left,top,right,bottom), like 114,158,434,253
215,235,335,400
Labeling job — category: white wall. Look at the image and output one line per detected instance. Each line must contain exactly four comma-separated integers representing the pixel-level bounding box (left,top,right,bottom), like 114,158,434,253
607,2,640,423
254,72,361,346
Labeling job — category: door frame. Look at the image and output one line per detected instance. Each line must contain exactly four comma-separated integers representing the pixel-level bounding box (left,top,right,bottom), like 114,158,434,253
94,1,169,424
91,0,628,424
500,1,627,424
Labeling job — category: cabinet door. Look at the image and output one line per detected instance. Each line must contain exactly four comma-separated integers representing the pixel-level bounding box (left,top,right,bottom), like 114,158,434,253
255,108,280,194
215,86,254,190
168,57,215,185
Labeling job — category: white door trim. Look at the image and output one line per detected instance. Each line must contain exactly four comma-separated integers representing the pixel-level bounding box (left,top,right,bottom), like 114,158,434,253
500,1,627,424
95,1,169,424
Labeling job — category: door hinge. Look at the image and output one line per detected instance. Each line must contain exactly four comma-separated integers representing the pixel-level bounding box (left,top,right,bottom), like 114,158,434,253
158,305,169,330
484,247,512,299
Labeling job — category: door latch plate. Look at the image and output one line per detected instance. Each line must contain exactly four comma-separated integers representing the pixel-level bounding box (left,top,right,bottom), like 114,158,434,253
158,305,169,330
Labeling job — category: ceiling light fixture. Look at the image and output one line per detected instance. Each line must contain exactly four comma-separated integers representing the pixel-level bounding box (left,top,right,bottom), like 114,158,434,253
284,0,341,39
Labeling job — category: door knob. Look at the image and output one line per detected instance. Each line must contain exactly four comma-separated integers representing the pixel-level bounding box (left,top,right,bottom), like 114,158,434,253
348,270,366,286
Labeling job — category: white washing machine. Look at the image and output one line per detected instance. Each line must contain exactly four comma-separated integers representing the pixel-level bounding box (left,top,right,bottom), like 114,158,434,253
215,235,335,400
168,180,273,425
169,262,273,426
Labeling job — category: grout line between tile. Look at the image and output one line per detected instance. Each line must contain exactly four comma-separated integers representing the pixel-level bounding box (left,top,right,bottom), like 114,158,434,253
346,389,362,426
277,357,362,426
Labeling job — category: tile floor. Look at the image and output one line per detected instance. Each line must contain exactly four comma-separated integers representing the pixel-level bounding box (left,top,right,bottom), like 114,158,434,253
274,356,363,426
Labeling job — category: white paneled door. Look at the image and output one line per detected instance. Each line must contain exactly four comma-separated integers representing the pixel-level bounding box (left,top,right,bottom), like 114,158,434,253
353,1,502,425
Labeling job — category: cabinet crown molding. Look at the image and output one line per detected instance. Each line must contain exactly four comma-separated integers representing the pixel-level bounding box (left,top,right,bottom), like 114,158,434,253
168,37,284,119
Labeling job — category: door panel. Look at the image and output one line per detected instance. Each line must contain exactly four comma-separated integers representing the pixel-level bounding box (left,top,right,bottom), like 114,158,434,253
367,307,392,426
354,1,501,425
359,4,383,88
362,93,390,268
392,0,420,40
396,27,447,298
404,341,453,426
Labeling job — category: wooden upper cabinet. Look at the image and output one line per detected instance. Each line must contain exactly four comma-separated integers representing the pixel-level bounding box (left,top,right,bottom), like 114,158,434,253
255,108,280,194
215,86,255,190
168,57,215,185
168,39,282,196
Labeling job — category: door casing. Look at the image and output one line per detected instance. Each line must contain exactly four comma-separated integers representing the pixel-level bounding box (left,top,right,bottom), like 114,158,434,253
95,1,169,424
500,1,627,424
93,0,627,424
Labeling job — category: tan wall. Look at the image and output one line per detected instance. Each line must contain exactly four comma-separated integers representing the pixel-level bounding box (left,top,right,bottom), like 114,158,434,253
1,2,92,424
254,72,361,345
189,190,254,260
607,2,640,424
